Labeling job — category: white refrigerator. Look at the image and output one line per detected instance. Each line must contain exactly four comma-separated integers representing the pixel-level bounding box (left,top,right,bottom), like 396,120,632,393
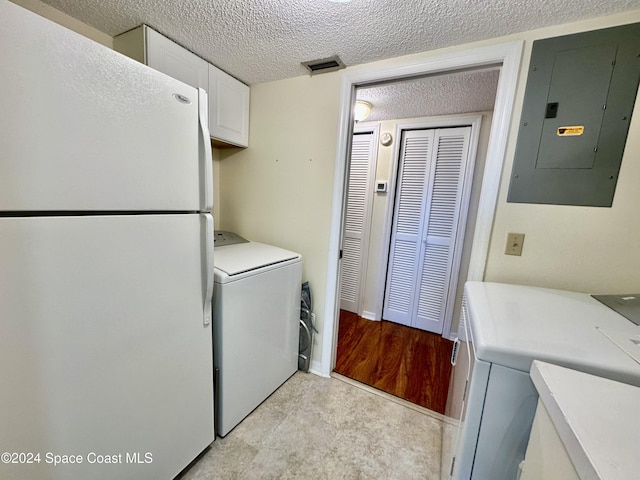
0,1,215,479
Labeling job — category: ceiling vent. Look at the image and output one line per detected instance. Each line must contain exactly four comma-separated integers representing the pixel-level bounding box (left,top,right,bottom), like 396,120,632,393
301,55,346,75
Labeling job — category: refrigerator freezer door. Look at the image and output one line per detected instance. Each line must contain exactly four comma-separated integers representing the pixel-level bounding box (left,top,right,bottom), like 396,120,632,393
0,1,210,213
0,214,214,480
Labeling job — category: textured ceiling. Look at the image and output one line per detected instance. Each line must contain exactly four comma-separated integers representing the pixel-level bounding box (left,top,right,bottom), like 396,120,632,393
356,69,500,122
40,0,640,85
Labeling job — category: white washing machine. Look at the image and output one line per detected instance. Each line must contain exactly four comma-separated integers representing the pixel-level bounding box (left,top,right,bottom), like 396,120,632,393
213,232,302,437
447,282,640,480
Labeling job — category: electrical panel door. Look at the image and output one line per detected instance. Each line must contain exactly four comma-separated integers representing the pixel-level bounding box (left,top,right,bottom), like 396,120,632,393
508,23,640,206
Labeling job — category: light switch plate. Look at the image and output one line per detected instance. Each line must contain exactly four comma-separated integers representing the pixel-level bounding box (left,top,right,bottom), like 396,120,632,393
505,233,525,256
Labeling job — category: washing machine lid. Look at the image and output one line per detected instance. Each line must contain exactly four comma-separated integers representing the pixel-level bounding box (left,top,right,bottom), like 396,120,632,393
464,282,640,386
214,241,301,282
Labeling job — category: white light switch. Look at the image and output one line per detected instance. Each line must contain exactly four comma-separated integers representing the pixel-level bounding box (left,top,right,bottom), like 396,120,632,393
505,233,525,256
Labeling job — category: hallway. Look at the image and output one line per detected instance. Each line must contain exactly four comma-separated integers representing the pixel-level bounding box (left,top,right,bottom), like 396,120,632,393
334,310,454,413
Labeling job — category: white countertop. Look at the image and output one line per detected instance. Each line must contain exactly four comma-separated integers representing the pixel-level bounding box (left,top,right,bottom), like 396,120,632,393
464,282,640,386
530,361,640,480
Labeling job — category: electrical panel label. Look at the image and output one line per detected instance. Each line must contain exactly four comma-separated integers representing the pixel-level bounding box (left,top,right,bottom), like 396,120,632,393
557,126,584,136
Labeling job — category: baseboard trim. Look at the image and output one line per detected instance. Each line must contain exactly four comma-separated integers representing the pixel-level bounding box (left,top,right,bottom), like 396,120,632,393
308,360,328,378
361,310,378,321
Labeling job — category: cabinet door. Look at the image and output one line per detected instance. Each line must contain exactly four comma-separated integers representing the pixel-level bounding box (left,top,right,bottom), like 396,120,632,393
520,401,581,480
209,64,250,147
145,27,209,93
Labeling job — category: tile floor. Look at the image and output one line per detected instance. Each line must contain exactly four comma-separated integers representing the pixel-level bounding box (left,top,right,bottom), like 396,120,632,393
180,372,454,480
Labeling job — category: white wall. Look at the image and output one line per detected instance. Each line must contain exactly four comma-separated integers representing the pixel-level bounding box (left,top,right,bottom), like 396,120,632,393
485,87,640,294
357,118,394,320
220,10,640,369
218,74,342,371
212,148,221,224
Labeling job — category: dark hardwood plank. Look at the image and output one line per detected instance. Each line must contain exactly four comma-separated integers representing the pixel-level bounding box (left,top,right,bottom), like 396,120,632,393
371,321,407,394
335,312,382,385
404,332,451,413
334,310,453,414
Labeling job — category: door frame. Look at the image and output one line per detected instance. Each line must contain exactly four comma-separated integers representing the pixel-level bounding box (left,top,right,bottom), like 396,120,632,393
320,41,523,376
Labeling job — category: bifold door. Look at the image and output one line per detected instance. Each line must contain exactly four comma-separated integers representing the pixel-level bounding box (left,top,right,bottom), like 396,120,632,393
383,127,473,334
340,129,377,314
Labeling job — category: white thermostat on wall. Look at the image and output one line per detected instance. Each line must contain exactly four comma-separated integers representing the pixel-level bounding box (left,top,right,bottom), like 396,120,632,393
380,132,393,146
375,181,388,193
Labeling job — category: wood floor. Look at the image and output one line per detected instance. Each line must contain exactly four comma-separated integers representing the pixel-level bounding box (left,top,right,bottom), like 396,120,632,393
333,310,454,414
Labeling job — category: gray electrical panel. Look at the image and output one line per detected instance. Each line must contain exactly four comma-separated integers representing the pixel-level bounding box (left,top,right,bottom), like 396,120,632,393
508,23,640,207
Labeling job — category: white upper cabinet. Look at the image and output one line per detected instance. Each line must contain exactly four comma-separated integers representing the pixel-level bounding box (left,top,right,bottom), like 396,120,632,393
114,26,208,91
208,65,250,148
114,25,250,147
145,27,209,92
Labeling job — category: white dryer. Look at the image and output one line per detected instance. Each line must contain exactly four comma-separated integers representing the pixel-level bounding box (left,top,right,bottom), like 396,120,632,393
448,282,640,480
213,232,302,437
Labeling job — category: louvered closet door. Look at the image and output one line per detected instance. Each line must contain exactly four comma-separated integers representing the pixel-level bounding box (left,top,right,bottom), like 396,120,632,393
383,130,434,326
383,127,472,334
414,127,471,332
340,131,376,313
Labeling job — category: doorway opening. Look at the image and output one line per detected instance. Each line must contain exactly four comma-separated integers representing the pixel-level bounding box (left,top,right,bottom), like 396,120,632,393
334,73,495,411
320,42,523,408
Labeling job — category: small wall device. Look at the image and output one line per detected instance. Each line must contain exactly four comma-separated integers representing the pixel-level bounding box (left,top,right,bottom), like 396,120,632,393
375,181,388,193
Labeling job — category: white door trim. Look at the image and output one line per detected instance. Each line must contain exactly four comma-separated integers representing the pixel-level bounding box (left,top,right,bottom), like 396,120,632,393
319,41,523,377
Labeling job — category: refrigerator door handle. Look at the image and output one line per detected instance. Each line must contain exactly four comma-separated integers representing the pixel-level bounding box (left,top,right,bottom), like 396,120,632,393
199,88,214,212
203,212,214,326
